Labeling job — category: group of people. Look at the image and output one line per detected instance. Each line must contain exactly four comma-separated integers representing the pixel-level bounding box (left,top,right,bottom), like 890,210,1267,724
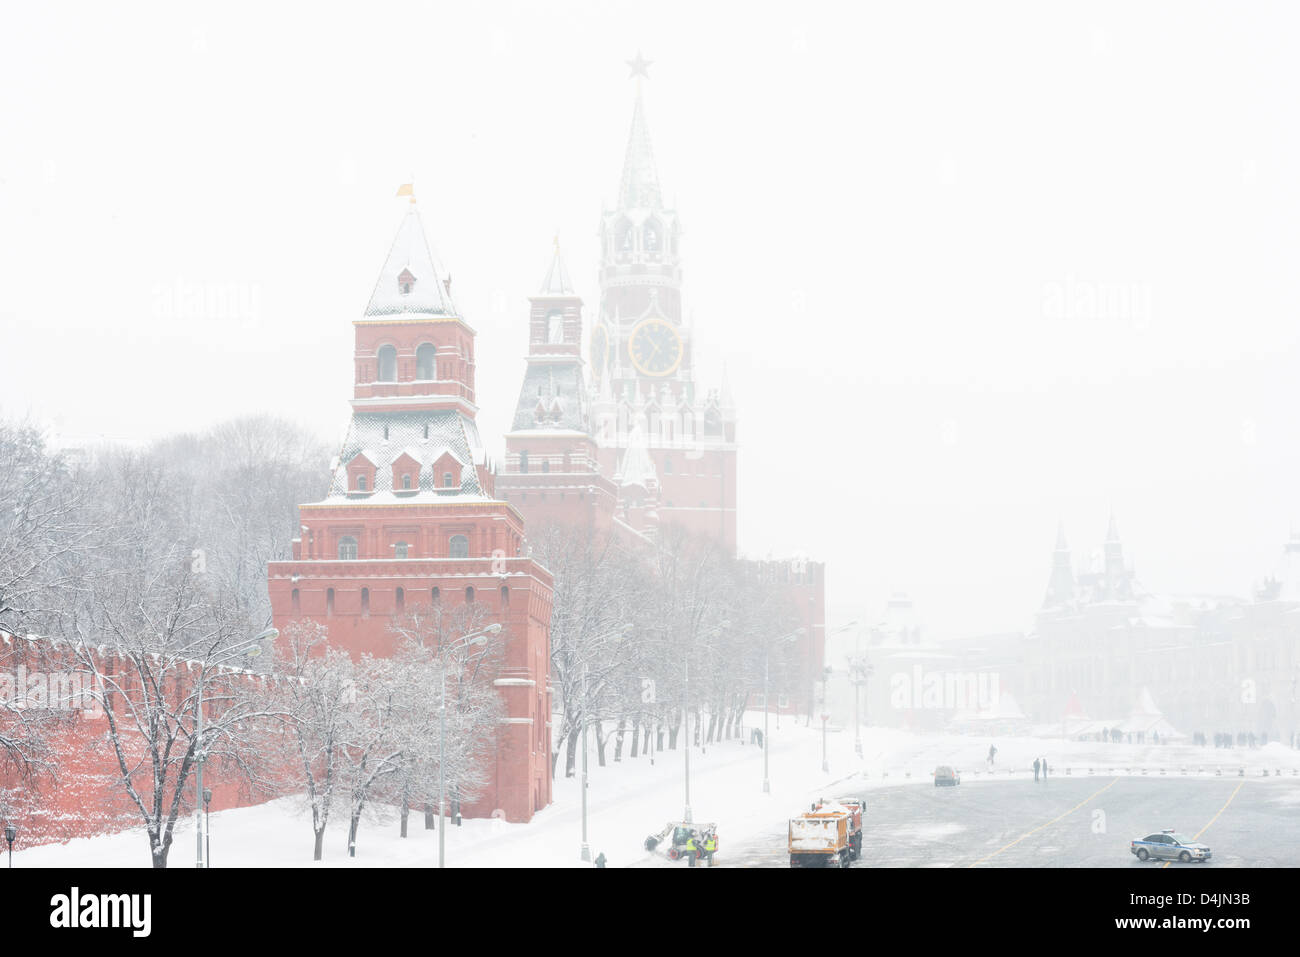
685,828,718,867
1199,730,1275,749
1032,756,1049,781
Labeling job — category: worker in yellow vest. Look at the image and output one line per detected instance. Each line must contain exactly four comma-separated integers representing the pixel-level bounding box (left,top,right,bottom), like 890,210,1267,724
703,832,717,866
685,833,698,867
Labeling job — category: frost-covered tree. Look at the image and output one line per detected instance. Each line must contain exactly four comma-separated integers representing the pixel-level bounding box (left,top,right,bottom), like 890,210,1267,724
56,448,281,867
528,522,652,776
385,603,504,830
0,420,93,638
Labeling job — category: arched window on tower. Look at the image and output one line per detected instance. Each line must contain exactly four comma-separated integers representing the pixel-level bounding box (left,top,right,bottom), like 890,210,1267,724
395,587,404,613
449,534,469,559
465,586,476,604
519,451,529,474
547,311,564,344
431,586,441,605
377,345,397,382
338,536,358,560
644,220,660,252
416,343,436,380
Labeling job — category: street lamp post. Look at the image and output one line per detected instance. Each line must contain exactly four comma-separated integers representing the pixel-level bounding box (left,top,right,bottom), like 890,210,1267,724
202,788,212,867
4,823,16,868
438,623,502,869
763,629,802,794
821,713,830,773
190,627,276,869
579,623,633,862
682,621,729,822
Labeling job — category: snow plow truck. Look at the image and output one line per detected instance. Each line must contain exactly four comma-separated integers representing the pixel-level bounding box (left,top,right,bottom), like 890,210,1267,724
788,799,863,868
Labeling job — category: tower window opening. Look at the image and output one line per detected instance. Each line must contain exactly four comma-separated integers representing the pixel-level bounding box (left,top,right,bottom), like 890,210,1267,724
519,451,529,474
361,587,370,617
394,541,409,559
291,588,300,615
416,343,436,380
449,534,469,559
377,345,397,382
395,587,405,613
356,475,367,492
338,536,358,560
431,586,441,605
402,474,411,490
465,586,475,603
443,471,454,488
326,588,335,615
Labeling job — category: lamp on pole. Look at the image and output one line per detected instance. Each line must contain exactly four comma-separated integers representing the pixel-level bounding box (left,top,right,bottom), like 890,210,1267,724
4,823,16,868
762,629,802,794
187,627,276,869
580,623,633,863
202,788,212,867
438,623,502,869
683,620,729,822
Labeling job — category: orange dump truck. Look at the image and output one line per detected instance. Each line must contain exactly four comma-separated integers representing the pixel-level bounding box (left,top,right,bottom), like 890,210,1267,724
788,800,863,868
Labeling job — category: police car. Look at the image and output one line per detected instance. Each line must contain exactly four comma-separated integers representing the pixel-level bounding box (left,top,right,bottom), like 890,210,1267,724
1129,829,1212,863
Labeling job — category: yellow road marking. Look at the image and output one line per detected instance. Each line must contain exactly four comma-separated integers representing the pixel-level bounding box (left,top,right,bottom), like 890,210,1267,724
1161,780,1244,868
967,777,1118,867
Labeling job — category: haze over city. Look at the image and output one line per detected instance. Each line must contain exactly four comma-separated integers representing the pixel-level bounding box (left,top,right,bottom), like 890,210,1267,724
4,1,1300,639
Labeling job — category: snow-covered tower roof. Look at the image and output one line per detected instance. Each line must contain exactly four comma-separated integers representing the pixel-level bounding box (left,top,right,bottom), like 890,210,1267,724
1042,520,1075,609
616,423,658,489
537,238,575,297
618,85,662,211
364,205,458,318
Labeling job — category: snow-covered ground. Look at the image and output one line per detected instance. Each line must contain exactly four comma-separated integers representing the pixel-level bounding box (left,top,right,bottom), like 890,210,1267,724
15,714,1300,867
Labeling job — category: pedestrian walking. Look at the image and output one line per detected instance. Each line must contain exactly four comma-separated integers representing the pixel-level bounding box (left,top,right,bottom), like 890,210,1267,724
988,744,997,768
1041,757,1048,779
1032,757,1040,782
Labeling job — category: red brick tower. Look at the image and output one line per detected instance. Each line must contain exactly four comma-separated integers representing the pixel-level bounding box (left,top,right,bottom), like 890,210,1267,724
267,201,554,821
497,240,618,534
589,77,739,552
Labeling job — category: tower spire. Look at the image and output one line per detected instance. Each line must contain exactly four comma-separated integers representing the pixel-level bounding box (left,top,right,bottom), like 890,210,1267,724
364,205,456,318
1044,520,1074,609
618,68,662,210
537,235,575,297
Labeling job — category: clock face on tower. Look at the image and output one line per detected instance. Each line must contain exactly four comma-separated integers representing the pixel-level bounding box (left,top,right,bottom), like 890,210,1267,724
628,318,683,377
589,324,609,382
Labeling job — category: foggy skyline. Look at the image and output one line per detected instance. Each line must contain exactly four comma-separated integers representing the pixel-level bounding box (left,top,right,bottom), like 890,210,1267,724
4,1,1300,640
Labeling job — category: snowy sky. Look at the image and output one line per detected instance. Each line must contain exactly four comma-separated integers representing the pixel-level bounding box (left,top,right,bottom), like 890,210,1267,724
3,1,1300,641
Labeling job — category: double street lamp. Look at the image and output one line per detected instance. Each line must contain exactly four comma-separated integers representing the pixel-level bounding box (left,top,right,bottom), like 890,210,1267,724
182,627,277,869
437,623,502,869
580,623,633,862
762,629,803,794
682,620,730,822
